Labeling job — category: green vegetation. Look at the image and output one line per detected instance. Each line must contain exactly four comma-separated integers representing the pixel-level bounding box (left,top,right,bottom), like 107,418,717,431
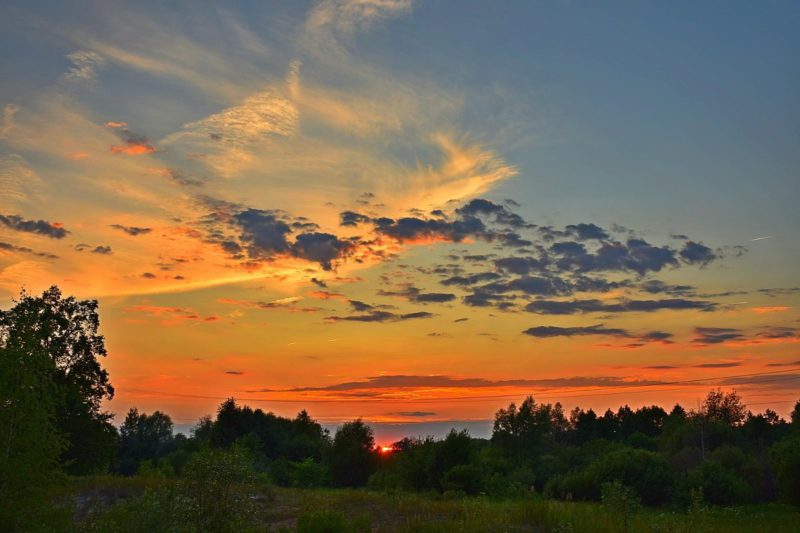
2,286,800,531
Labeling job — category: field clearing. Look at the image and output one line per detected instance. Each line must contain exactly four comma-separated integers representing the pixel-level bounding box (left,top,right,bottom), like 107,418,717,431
57,477,800,532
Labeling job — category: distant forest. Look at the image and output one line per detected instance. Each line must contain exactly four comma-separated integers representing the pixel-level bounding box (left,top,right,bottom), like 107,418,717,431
2,287,799,530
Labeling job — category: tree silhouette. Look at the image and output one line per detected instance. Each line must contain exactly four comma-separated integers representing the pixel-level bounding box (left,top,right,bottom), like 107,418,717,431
0,286,115,474
330,419,376,487
118,408,175,475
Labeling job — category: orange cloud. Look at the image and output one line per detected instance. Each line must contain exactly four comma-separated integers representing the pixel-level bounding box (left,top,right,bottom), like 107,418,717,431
751,306,791,314
125,304,220,325
307,290,346,300
110,141,156,155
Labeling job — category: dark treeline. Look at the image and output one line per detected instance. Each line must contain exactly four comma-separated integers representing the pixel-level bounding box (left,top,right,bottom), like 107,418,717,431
2,287,800,530
118,391,800,510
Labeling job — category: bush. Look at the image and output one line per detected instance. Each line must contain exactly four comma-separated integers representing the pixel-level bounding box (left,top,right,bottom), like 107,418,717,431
586,448,674,505
292,458,329,488
178,446,261,531
682,461,753,506
442,464,486,495
770,436,800,506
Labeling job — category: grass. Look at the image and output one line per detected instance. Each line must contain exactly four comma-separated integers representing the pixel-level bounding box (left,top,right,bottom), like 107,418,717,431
272,488,800,532
30,478,800,532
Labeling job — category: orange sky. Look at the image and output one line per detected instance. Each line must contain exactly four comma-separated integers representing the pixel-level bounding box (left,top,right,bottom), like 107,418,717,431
1,1,798,439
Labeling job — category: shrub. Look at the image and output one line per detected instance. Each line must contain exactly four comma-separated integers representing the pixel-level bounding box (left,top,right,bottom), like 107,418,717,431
683,461,753,506
177,446,261,531
292,458,329,488
770,436,800,506
601,481,640,533
442,464,486,495
586,448,674,505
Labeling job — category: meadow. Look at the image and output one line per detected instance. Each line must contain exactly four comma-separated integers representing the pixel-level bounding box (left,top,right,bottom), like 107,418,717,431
29,476,800,533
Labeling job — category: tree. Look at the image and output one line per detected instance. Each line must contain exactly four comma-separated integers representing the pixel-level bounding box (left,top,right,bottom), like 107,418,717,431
0,298,64,527
329,419,376,487
427,429,475,489
0,287,116,474
118,408,175,475
492,396,568,459
701,389,747,426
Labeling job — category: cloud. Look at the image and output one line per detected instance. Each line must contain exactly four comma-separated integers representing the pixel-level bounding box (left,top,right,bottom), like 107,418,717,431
218,296,320,313
271,373,665,392
106,122,156,155
0,104,19,140
525,298,716,315
292,232,356,271
75,243,113,255
693,361,743,368
325,309,433,322
522,324,630,338
63,50,106,82
0,241,59,260
751,306,790,314
378,284,456,303
125,304,220,325
765,360,800,368
0,214,68,239
493,256,548,275
441,272,502,286
679,241,717,266
721,373,800,387
342,198,526,246
758,287,800,297
550,238,679,276
639,280,695,296
226,208,355,270
390,411,437,417
306,0,413,38
181,89,298,147
110,224,152,236
692,327,745,345
564,223,609,241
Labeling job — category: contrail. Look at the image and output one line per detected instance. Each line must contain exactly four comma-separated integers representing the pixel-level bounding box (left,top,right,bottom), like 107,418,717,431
751,236,773,242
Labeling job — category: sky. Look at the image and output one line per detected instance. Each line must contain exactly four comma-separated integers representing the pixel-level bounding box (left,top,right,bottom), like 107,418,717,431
1,0,798,443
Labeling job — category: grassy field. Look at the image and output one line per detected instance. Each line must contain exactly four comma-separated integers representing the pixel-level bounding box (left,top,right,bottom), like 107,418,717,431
26,477,797,533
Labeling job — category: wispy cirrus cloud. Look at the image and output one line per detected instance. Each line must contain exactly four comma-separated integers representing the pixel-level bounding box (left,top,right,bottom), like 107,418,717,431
125,304,220,325
63,50,106,82
0,104,19,140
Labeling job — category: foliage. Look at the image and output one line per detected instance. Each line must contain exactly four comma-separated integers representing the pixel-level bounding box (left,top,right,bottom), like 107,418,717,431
770,435,800,506
601,480,640,533
118,408,175,475
177,445,261,531
1,287,116,475
329,419,376,487
683,460,754,506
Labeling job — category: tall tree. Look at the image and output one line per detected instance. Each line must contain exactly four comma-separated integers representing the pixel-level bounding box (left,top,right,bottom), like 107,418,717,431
0,287,116,474
0,297,64,526
329,419,376,487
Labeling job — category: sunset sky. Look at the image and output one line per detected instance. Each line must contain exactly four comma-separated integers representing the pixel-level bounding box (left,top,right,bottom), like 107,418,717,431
1,1,798,442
